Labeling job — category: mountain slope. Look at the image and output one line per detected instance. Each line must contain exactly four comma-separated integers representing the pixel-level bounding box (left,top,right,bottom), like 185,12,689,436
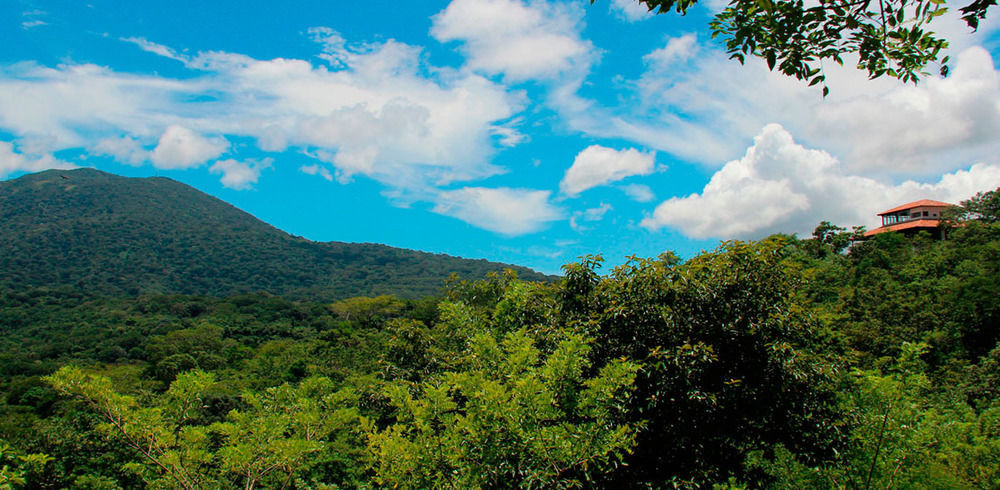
0,169,550,299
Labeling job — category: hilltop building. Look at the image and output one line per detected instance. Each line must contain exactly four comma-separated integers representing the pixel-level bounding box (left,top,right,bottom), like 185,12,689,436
864,199,953,239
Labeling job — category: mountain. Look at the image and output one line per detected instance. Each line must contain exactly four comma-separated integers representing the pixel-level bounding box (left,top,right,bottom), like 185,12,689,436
0,169,551,300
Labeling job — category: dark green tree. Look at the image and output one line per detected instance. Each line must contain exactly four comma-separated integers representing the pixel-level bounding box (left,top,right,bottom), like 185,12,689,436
601,0,993,93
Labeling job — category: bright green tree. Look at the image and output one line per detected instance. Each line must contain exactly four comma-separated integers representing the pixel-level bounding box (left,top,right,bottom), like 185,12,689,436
366,324,640,489
47,367,361,489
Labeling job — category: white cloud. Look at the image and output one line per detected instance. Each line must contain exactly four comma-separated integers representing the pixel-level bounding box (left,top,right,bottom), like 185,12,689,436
609,0,651,22
431,0,594,82
21,9,47,30
570,202,612,231
490,118,527,147
433,186,563,235
620,183,655,202
210,158,271,190
150,125,228,169
121,37,188,63
641,124,1000,239
300,163,333,181
813,47,1000,174
93,136,148,166
0,63,192,151
0,141,74,178
0,33,522,191
551,25,1000,181
561,145,656,196
643,34,697,66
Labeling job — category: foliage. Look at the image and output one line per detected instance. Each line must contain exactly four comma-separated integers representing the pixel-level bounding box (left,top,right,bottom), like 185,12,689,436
610,0,990,94
47,367,361,489
328,295,405,328
756,343,1000,488
367,328,640,489
0,168,551,301
3,186,1000,487
570,240,845,486
959,187,1000,223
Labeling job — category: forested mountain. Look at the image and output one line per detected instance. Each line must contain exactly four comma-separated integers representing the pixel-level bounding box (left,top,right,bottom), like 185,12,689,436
0,169,549,300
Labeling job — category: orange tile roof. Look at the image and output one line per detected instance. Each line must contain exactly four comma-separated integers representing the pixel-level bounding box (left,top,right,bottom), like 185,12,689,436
877,199,953,215
864,219,943,237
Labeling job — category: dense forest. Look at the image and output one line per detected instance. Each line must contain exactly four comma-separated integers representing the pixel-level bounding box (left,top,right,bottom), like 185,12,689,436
1,187,998,488
0,169,549,300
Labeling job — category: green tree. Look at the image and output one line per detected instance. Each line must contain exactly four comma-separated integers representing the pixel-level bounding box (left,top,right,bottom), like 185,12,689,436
46,367,362,489
329,295,405,328
566,239,845,486
365,327,640,489
757,343,1000,488
608,0,992,93
959,187,1000,223
0,441,51,489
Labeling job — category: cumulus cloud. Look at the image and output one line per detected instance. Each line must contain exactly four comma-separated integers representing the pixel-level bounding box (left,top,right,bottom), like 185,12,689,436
641,124,1000,239
150,125,228,169
210,158,271,190
0,141,74,178
431,0,594,81
433,186,563,235
561,145,656,196
93,136,149,166
554,28,1000,179
814,47,1000,174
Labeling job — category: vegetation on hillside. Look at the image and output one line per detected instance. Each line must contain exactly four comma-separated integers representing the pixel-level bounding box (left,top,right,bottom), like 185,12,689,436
0,168,550,301
0,187,998,488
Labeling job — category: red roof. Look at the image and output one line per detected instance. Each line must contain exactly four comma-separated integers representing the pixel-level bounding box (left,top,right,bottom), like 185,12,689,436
877,199,953,216
864,219,943,237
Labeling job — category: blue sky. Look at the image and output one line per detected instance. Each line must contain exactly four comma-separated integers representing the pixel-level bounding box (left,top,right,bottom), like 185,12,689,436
3,0,1000,275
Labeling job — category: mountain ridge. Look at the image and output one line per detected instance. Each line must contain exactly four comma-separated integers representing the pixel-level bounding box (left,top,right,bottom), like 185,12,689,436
0,168,551,300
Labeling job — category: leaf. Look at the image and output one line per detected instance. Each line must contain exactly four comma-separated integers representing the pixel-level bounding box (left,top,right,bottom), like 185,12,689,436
767,51,777,70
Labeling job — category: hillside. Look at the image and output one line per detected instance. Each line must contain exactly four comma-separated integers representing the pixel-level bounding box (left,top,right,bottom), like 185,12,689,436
0,169,550,299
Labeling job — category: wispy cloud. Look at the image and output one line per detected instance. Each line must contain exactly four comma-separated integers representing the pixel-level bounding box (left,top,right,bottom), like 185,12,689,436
570,202,612,231
620,183,655,202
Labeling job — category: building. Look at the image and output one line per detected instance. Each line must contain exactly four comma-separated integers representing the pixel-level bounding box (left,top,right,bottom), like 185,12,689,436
864,199,954,239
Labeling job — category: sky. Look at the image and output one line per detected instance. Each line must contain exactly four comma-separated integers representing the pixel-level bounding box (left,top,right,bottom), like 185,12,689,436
3,0,1000,275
